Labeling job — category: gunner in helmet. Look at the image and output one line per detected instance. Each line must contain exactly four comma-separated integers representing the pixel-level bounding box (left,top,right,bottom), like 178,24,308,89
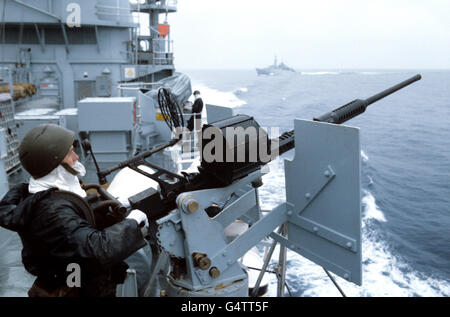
0,124,149,297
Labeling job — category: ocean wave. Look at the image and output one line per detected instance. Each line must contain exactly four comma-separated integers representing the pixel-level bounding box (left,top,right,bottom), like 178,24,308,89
261,197,450,297
234,87,248,95
361,150,369,162
362,190,387,223
259,158,287,211
300,71,340,76
186,69,450,297
299,71,386,76
191,83,247,108
258,167,450,297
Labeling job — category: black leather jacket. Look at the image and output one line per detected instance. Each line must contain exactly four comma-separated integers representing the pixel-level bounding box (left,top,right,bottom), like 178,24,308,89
192,98,203,118
0,183,146,297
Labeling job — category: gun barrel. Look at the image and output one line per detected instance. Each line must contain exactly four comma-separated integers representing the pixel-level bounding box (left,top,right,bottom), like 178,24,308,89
276,74,422,156
366,74,421,106
314,74,422,125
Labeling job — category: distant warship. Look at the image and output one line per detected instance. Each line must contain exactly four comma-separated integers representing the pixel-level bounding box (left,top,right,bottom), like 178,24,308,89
256,56,296,76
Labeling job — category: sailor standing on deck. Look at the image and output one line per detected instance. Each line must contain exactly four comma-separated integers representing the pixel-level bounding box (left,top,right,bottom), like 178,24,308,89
187,90,203,132
186,90,203,151
0,124,149,297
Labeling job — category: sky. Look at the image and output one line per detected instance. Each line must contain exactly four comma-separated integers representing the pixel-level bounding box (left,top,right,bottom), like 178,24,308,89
137,0,450,70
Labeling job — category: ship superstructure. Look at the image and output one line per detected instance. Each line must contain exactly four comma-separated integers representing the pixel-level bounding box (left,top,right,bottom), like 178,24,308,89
0,0,177,108
0,0,186,175
256,56,296,76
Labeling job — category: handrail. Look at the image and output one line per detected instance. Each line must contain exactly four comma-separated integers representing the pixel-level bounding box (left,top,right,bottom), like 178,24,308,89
161,0,178,7
95,5,131,11
118,82,158,87
133,0,178,9
13,0,60,21
149,25,160,36
117,82,158,96
95,11,133,17
0,66,15,116
95,1,134,22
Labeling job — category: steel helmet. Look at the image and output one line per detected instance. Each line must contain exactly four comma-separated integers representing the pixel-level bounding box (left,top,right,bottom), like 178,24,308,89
19,124,75,179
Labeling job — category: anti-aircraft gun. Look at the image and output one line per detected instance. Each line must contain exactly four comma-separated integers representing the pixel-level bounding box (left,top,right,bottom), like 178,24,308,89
85,74,421,296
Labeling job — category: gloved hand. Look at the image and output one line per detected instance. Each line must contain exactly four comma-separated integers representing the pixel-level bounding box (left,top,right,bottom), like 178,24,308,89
126,209,149,237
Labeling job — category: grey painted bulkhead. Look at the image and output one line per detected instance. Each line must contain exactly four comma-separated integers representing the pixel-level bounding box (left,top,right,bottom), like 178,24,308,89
0,0,175,109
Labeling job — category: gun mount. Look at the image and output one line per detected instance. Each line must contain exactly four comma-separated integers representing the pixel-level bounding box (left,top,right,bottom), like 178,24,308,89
106,75,421,296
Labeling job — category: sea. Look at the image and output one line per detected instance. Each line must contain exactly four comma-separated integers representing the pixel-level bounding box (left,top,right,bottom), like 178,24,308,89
0,69,449,297
182,68,450,297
